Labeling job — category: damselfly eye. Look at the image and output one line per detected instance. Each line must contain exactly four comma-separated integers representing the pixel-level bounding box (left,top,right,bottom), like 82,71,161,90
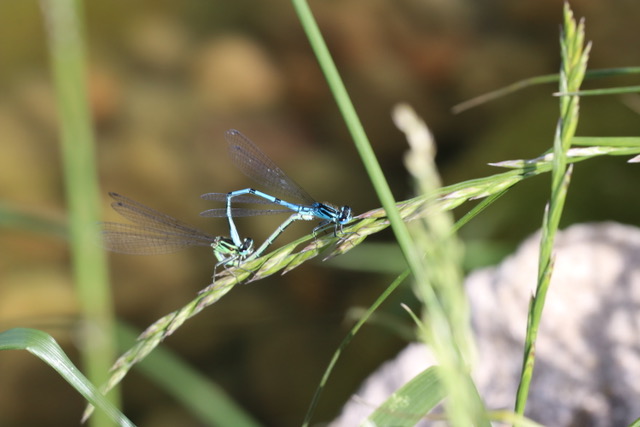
339,206,353,223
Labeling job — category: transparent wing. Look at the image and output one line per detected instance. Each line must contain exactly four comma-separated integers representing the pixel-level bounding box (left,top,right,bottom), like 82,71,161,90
101,222,215,254
224,129,315,204
102,193,219,254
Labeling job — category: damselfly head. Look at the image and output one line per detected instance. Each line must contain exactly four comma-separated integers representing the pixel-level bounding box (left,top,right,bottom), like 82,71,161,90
240,237,254,253
338,206,352,224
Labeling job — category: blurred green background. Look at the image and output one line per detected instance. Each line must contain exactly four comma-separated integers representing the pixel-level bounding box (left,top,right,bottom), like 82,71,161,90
2,1,640,426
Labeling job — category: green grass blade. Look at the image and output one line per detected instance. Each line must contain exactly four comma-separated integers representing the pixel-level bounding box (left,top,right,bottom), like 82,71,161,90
557,84,640,96
453,67,640,113
515,3,588,417
490,145,640,169
0,328,133,427
452,73,559,113
572,136,640,147
302,270,411,427
40,1,119,425
291,0,430,293
291,7,484,422
366,366,445,426
0,202,67,238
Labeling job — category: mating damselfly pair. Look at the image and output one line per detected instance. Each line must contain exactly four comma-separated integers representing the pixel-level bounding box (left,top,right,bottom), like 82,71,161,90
101,129,353,280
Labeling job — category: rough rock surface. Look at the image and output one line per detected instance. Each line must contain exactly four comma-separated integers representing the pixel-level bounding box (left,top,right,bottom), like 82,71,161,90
332,222,640,426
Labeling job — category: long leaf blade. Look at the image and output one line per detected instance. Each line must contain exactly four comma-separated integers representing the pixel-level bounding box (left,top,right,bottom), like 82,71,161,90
0,328,134,427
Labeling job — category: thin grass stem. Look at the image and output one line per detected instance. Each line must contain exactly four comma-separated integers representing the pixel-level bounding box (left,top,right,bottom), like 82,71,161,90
40,0,119,424
514,3,589,417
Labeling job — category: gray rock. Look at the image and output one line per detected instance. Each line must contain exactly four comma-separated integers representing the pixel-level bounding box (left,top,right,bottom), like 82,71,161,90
332,222,640,426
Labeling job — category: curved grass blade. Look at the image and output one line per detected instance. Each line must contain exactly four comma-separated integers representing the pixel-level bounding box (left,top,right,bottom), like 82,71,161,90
302,269,410,426
0,328,134,427
452,67,640,114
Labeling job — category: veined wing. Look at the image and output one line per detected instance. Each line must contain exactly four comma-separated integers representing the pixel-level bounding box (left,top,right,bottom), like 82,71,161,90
101,222,216,254
224,129,315,205
103,192,219,254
